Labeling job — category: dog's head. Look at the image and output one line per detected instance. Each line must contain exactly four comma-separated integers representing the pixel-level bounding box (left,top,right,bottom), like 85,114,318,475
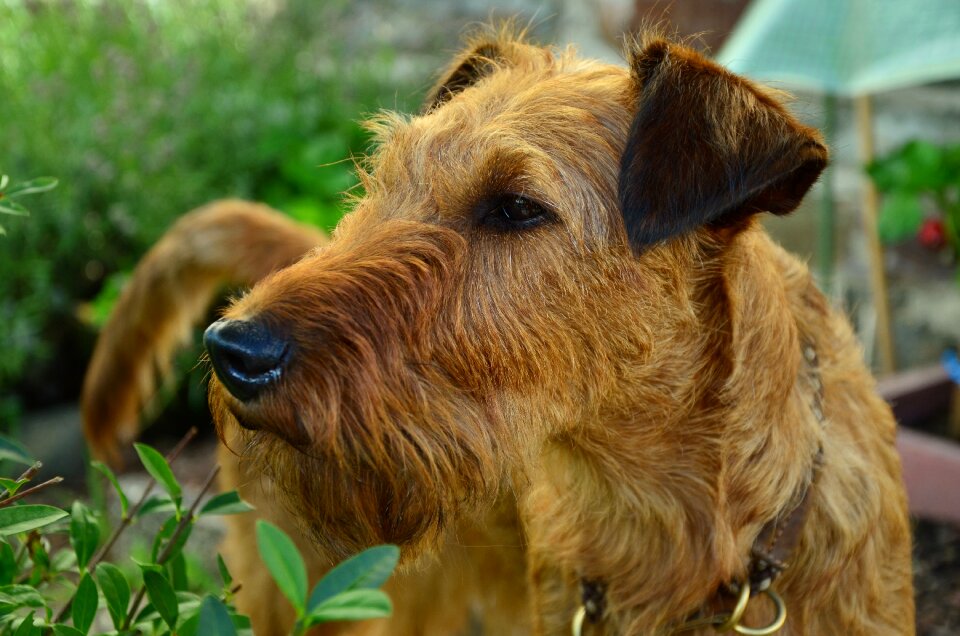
204,27,827,560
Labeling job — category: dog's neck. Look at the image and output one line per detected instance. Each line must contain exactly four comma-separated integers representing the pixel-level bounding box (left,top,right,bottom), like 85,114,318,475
575,339,825,635
524,230,829,634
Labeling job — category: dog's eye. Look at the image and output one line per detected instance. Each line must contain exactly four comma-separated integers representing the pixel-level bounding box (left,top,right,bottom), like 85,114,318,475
481,195,553,231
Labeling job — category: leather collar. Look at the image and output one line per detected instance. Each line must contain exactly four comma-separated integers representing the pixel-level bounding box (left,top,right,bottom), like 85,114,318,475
575,340,827,635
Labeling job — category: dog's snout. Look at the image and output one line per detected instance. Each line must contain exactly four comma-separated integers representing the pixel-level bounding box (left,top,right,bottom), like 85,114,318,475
204,318,289,402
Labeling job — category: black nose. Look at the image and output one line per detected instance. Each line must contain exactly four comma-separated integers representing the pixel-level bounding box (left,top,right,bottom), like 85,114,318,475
204,319,289,401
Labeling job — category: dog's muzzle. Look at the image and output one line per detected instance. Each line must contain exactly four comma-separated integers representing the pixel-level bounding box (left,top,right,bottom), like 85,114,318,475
204,318,289,402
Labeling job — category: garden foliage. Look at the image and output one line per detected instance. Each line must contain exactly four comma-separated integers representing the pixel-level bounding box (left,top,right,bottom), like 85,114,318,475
0,176,58,235
0,433,397,635
868,140,960,274
0,0,404,422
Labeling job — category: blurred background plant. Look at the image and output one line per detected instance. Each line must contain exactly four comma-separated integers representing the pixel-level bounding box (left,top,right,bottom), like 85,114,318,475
0,0,405,430
868,140,960,277
0,175,58,235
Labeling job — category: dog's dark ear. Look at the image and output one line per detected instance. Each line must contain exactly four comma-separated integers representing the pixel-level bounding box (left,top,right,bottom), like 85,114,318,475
618,38,828,251
424,39,522,111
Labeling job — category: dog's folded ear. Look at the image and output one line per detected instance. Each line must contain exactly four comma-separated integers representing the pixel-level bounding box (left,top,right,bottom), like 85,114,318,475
424,37,526,111
618,38,828,252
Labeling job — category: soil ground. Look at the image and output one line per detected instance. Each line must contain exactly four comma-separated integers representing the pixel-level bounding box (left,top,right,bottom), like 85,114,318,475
914,519,960,635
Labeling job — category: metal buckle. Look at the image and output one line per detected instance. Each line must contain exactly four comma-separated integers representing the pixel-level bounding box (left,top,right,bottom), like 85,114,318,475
572,579,787,635
718,580,788,635
672,579,788,634
571,605,586,636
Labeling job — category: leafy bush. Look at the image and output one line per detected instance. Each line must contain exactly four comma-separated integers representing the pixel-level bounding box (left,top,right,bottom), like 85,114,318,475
0,432,397,635
867,140,960,275
0,174,58,424
0,175,58,236
0,0,405,416
255,524,396,635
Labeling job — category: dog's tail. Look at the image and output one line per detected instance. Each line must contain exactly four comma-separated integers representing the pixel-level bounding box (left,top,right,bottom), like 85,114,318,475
82,200,326,463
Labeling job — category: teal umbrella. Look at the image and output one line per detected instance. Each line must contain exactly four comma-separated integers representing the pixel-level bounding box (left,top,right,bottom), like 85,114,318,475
716,0,960,374
717,0,960,97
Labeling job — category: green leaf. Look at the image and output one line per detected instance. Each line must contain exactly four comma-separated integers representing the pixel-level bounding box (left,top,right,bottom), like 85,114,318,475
84,271,129,329
197,595,237,636
255,520,307,615
69,501,100,571
71,572,98,635
0,175,8,190
898,141,950,190
169,552,188,591
942,145,960,188
5,177,58,198
307,545,398,611
152,591,202,634
0,540,15,585
0,478,27,496
0,199,29,217
134,444,182,505
91,461,129,519
878,191,924,243
199,491,254,517
95,562,130,630
177,597,246,636
50,547,77,573
0,584,46,612
140,564,179,631
52,626,85,636
0,505,68,536
234,614,252,636
150,514,192,564
150,515,177,562
27,540,49,587
0,437,33,466
12,612,37,636
179,612,200,636
217,554,233,589
305,588,392,626
868,141,941,192
136,494,176,519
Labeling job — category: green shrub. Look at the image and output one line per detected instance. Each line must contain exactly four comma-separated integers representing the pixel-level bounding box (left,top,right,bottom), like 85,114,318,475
0,432,398,635
0,0,405,417
0,173,58,423
867,140,960,278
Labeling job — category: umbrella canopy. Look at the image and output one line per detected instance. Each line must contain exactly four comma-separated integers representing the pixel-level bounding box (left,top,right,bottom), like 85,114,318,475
717,0,960,96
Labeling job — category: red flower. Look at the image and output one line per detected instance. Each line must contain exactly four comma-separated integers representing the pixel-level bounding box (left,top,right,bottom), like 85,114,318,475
918,218,946,250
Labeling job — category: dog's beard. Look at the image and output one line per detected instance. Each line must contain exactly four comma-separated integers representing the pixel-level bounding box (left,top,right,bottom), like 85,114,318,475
206,222,513,559
253,437,447,560
210,379,502,562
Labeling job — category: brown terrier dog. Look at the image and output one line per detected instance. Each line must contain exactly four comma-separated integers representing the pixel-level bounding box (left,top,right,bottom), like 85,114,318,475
83,26,914,635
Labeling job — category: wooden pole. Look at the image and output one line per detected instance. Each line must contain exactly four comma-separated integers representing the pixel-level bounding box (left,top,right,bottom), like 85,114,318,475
818,93,837,294
854,94,896,375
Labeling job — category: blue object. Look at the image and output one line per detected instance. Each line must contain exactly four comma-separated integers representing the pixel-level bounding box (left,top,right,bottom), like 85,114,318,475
942,349,960,386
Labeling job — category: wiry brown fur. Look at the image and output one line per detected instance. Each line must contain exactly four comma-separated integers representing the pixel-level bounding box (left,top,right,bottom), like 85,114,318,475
83,24,913,635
